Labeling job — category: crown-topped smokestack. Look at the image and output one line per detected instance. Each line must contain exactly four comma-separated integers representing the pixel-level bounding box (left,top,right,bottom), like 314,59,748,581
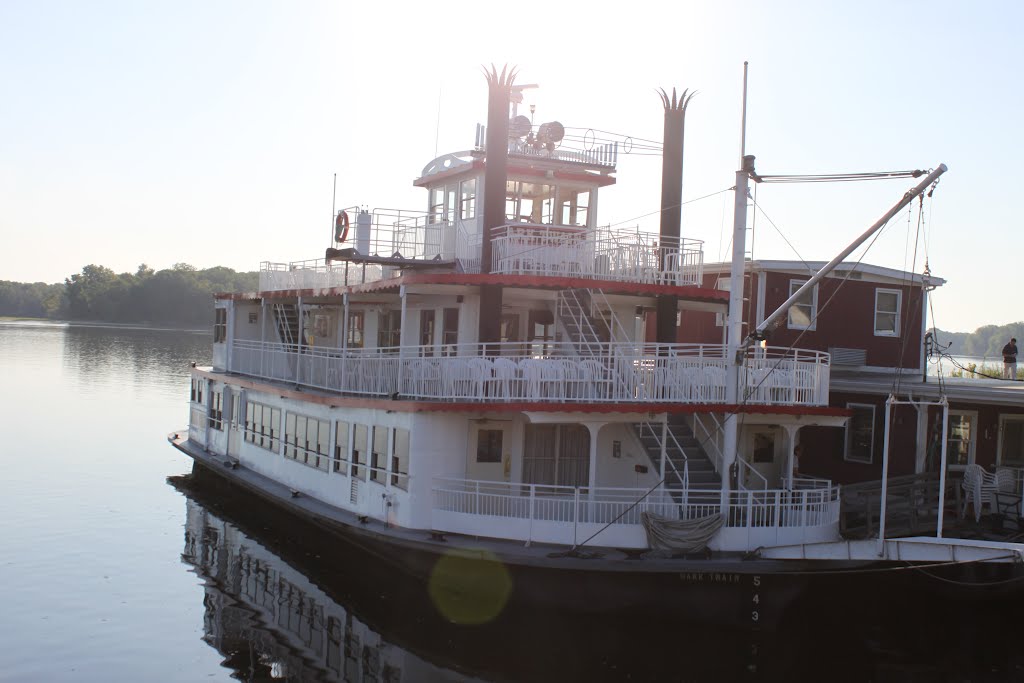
655,87,696,345
479,64,517,348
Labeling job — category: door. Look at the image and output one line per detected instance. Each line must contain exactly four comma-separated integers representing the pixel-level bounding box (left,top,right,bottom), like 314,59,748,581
227,389,242,458
743,428,781,488
467,422,512,482
998,415,1024,467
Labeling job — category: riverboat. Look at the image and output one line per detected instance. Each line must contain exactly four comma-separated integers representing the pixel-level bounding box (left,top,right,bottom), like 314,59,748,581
168,67,1024,623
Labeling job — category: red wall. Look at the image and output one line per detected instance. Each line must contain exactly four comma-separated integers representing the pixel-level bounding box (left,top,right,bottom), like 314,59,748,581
672,270,926,370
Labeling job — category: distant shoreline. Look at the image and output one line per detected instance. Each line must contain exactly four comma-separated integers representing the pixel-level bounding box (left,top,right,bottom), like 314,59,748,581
0,317,209,334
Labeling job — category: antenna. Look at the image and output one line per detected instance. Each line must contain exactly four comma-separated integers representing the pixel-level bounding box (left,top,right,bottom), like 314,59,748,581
331,173,337,238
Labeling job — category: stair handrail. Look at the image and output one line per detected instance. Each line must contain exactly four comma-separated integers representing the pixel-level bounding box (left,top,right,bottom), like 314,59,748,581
637,422,689,490
691,413,725,474
588,287,631,344
555,289,603,357
736,458,768,492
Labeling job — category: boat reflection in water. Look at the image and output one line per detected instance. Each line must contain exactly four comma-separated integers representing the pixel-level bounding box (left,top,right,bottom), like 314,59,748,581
174,468,1024,682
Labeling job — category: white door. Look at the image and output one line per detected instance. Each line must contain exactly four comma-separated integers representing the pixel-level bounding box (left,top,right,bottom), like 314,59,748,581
467,422,512,482
744,427,781,488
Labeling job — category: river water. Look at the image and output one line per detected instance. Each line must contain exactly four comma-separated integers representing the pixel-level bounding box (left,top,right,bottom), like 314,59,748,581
1,321,1023,682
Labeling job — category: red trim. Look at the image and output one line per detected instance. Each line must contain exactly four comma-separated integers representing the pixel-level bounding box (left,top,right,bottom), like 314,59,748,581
217,273,729,303
193,368,848,417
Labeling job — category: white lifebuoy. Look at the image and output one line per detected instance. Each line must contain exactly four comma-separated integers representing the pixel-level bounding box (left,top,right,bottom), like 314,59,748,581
334,211,350,243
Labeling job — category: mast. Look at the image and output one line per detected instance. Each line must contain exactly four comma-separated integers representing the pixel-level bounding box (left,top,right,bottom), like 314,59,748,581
720,62,751,510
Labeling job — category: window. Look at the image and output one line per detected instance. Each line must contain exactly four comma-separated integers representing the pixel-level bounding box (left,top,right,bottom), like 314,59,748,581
244,401,281,453
190,378,200,403
370,426,388,483
377,310,402,350
442,308,459,354
333,422,350,474
352,424,368,480
284,413,330,471
476,429,504,463
208,390,224,431
787,280,817,330
557,189,590,227
874,289,902,337
419,310,435,354
947,411,977,469
459,179,476,220
346,311,364,349
505,180,555,224
214,308,227,343
844,403,875,463
391,428,409,490
522,424,590,488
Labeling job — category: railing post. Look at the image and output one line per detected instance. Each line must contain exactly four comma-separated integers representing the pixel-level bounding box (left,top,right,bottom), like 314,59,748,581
528,484,535,547
474,481,480,516
573,487,580,546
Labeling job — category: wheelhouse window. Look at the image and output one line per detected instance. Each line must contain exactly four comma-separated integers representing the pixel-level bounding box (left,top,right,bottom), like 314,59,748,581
346,311,364,349
213,308,227,343
787,280,817,330
459,179,476,220
874,289,902,337
557,189,590,227
505,180,555,224
844,403,875,463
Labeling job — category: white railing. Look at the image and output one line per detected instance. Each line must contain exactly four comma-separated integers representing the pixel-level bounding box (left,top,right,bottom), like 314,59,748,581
691,413,725,474
726,488,841,531
637,422,689,488
258,217,704,291
431,476,841,548
741,352,831,406
259,259,386,291
737,459,768,491
490,224,704,286
229,340,831,406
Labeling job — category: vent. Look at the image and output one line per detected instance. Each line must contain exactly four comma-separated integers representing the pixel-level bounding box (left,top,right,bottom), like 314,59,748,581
829,347,867,366
350,478,359,505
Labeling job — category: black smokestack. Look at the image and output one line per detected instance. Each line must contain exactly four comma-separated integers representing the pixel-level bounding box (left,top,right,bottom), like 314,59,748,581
655,87,695,345
479,65,516,348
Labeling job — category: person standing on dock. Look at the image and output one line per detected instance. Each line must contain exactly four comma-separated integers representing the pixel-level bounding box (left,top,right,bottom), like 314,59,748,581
1002,338,1018,379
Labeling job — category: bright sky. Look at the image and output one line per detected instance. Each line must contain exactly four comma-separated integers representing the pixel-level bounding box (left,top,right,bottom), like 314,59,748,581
1,1,1018,332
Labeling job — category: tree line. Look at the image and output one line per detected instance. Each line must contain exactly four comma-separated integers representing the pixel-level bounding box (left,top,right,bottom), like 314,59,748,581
932,324,1024,358
0,263,258,327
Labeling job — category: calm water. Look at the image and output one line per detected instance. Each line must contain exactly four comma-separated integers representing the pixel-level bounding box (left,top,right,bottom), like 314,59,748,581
1,321,1023,682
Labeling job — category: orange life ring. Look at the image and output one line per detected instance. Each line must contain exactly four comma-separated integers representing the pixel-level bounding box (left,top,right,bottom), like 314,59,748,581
334,211,350,243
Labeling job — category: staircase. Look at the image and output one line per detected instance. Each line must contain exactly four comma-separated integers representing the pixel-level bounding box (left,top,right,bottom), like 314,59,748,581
555,289,606,356
272,303,301,347
633,418,721,492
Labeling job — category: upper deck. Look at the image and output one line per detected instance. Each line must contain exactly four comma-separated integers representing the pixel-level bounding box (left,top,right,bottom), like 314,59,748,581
264,212,704,293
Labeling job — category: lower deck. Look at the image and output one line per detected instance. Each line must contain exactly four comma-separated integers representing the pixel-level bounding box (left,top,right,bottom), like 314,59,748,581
183,369,848,552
